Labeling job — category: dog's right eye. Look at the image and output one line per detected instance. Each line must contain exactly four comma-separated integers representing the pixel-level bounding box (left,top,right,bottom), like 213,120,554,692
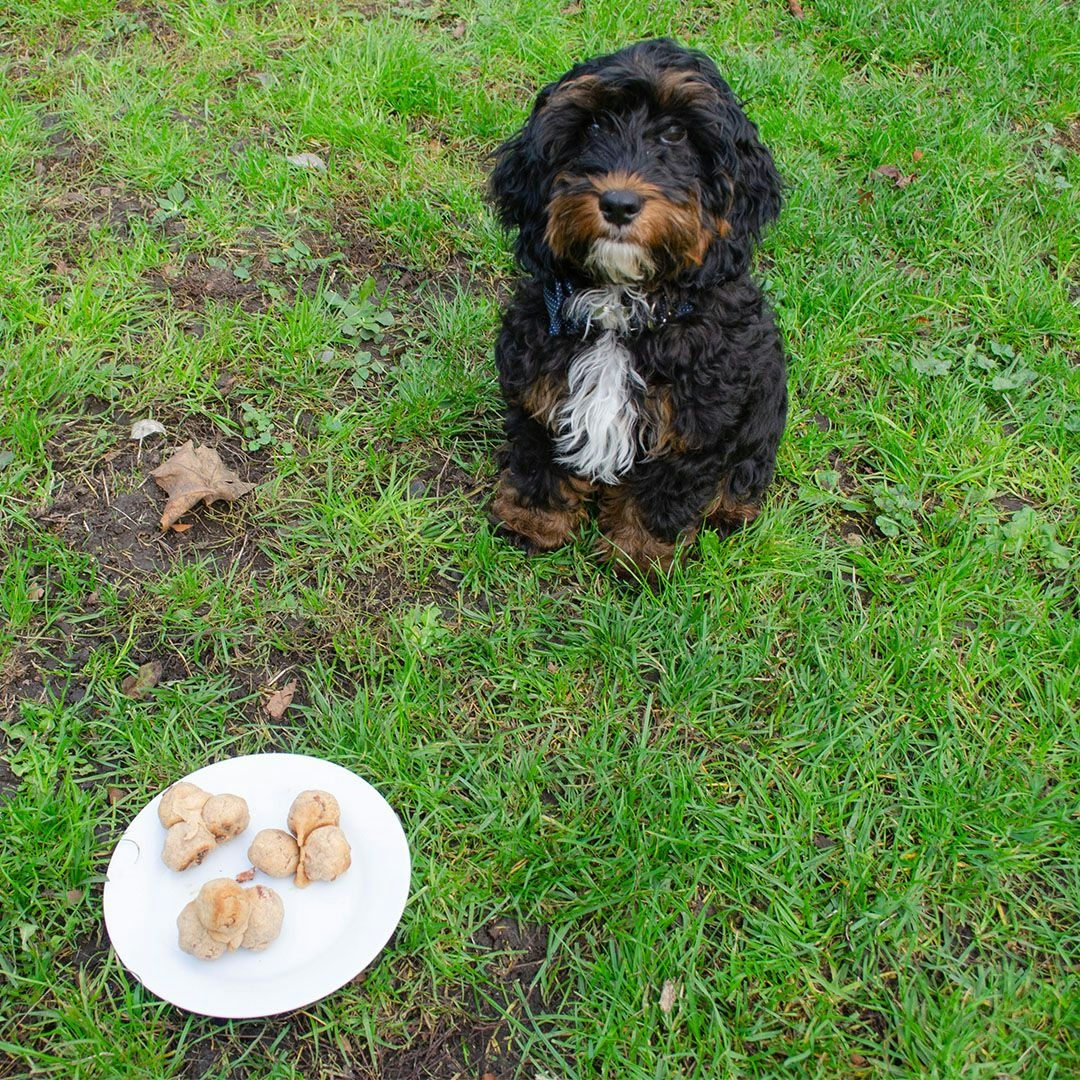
659,123,687,145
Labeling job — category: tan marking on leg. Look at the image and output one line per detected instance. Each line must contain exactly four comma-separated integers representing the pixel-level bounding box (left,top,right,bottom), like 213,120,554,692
705,488,762,534
492,471,591,551
597,486,692,579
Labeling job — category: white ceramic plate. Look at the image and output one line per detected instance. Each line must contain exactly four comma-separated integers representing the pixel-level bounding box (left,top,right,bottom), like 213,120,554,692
103,753,411,1018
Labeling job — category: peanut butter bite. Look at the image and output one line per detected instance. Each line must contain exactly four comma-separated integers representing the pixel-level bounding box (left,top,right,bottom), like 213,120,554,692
295,825,352,888
240,885,285,951
286,790,341,845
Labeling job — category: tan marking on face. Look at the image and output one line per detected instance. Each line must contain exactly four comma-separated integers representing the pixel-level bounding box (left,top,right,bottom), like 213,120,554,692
546,171,712,278
655,69,716,111
631,193,710,270
548,74,603,110
545,185,604,261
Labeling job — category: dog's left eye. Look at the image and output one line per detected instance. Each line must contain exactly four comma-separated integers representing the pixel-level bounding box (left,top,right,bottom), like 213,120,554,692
659,124,686,145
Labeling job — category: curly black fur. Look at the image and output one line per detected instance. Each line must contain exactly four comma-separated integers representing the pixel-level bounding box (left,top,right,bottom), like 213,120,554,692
489,38,787,577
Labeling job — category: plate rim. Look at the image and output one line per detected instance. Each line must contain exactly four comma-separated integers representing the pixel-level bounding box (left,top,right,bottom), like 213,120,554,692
103,752,411,1018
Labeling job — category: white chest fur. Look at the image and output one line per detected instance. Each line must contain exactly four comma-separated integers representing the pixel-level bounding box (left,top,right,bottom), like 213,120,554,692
552,288,652,484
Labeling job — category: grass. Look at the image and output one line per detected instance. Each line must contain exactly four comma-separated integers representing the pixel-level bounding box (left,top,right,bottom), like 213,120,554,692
1,0,1078,1076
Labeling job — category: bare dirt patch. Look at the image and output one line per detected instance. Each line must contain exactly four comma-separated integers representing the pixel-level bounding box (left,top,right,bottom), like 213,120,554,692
34,415,267,583
375,917,570,1080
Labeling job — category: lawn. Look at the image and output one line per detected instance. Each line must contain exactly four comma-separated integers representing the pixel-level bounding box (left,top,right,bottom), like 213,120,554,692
1,0,1078,1077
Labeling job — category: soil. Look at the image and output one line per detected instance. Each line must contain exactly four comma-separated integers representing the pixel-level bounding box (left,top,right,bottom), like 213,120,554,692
372,918,566,1080
0,103,549,1078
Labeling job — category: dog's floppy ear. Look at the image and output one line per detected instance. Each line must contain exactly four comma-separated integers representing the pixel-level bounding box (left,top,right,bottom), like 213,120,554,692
723,107,783,271
688,57,783,282
489,85,557,275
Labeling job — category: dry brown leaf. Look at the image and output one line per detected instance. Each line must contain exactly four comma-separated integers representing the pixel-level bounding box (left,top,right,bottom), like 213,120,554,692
912,148,924,162
264,679,298,720
451,19,467,38
107,786,125,805
873,164,916,187
150,441,255,529
788,0,805,18
121,660,164,699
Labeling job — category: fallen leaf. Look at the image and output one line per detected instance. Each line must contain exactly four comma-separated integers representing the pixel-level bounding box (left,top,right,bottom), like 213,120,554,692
66,889,83,905
28,586,44,601
107,786,125,805
659,978,681,1013
131,418,166,441
150,441,255,529
121,660,163,699
451,19,467,37
873,164,916,187
857,188,874,206
235,867,256,883
286,152,327,171
264,678,298,720
788,0,805,17
912,148,924,162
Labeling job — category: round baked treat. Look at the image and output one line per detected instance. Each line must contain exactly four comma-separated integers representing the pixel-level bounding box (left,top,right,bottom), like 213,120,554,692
240,885,285,951
287,790,341,845
201,793,250,841
296,824,351,888
177,900,227,960
194,878,252,950
247,828,300,877
162,820,216,871
158,782,210,828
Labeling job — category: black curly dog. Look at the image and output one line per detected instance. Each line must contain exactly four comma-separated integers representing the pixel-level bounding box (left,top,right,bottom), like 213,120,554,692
488,38,787,578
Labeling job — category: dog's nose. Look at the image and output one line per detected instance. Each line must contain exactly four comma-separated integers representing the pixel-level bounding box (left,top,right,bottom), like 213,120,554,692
599,188,643,225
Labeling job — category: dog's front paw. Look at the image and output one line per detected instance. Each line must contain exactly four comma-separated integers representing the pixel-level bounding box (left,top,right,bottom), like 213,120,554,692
489,516,546,555
490,471,586,553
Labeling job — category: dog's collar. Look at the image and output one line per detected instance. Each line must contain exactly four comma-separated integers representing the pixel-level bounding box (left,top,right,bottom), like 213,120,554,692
542,278,693,337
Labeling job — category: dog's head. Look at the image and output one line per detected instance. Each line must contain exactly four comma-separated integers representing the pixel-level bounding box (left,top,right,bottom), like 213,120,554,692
490,38,782,287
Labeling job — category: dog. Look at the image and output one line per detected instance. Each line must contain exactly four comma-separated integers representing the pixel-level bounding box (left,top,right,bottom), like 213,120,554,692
488,38,787,579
